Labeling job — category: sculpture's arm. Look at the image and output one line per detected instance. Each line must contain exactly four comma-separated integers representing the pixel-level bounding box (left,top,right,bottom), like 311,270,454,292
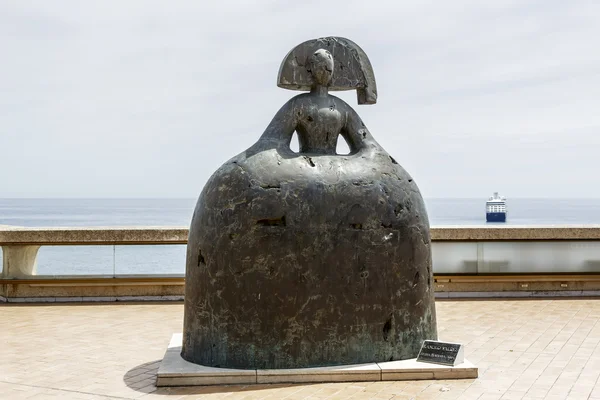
341,104,381,154
256,98,298,149
242,98,298,158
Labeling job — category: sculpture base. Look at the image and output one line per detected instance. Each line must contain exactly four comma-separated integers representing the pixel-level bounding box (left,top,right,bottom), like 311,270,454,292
157,334,478,386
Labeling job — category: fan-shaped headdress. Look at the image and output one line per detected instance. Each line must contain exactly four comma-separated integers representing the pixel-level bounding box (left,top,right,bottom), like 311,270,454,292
277,37,378,105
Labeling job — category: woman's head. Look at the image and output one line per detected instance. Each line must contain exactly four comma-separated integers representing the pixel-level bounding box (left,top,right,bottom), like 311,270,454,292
309,49,334,86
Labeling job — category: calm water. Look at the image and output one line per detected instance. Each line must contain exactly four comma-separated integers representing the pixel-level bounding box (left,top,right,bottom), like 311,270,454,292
1,198,600,275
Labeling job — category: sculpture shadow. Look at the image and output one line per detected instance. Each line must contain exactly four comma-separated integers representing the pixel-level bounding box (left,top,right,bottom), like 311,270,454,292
123,360,309,396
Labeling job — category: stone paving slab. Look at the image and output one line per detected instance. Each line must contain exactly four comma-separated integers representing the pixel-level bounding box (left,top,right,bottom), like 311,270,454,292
2,299,600,399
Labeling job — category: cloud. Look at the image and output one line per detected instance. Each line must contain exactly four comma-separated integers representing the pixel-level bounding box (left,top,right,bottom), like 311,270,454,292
0,0,599,198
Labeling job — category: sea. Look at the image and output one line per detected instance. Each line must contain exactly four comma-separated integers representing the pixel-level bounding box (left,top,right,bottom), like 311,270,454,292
1,198,600,276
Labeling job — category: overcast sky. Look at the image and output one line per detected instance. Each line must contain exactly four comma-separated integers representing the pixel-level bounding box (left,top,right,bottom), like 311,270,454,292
1,0,599,199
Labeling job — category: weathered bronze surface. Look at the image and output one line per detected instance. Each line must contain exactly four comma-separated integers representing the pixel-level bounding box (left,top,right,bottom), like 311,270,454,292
182,37,437,369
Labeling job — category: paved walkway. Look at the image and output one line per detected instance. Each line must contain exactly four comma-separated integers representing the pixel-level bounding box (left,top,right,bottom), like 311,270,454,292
2,299,600,399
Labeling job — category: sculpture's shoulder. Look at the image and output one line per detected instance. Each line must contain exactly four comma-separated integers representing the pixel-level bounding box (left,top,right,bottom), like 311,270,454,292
288,93,354,110
288,93,312,104
329,94,355,111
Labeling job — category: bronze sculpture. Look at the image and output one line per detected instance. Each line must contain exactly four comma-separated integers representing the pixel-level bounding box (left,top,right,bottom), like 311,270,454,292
182,37,437,369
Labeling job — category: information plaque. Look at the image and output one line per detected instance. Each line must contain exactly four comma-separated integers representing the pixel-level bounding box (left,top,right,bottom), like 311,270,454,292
416,340,464,366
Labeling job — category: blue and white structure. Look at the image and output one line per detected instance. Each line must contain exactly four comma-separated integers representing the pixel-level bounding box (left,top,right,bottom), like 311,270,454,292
486,192,507,223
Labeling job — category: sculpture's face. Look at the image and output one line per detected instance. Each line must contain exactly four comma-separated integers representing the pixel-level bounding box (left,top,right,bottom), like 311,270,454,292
309,49,334,86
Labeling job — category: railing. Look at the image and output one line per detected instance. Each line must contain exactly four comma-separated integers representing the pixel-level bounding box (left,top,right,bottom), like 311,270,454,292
2,225,600,300
0,226,189,301
3,225,600,278
0,226,188,278
432,225,600,274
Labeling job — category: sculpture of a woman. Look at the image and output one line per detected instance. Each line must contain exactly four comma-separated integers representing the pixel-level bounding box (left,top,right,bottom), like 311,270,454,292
182,37,437,369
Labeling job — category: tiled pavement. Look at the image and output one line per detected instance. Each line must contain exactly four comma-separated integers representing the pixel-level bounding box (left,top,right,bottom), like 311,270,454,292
2,299,600,399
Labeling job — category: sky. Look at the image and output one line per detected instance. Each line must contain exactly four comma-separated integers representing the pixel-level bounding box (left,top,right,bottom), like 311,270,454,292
1,0,599,199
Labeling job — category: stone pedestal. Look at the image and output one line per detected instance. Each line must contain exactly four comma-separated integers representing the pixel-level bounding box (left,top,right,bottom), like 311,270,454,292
159,334,477,386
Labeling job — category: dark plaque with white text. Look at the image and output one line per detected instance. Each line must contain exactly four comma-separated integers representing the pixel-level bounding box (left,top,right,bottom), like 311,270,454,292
416,340,464,366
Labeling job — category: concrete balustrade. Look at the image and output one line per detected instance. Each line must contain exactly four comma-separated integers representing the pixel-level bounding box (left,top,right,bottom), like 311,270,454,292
2,225,600,301
0,226,188,280
2,225,600,279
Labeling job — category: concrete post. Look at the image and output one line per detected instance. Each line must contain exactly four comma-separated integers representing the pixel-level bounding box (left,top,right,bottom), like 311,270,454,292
1,245,41,278
476,242,486,273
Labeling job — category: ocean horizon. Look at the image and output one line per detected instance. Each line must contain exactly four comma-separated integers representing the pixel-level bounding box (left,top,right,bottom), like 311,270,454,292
2,197,600,227
2,197,600,276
